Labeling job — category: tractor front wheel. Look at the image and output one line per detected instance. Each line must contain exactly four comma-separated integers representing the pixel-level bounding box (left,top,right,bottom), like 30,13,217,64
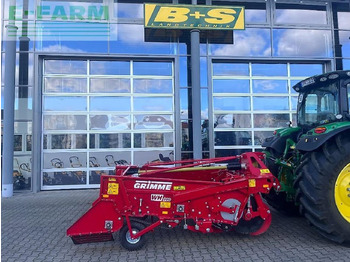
295,133,350,243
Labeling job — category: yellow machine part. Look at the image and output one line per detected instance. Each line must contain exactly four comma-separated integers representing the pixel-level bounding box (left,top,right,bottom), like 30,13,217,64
334,163,350,223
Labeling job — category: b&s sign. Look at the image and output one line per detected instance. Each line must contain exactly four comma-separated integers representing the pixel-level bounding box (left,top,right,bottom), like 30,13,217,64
144,4,245,30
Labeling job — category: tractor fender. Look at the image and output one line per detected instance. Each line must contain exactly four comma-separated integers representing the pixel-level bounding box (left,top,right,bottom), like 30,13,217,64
263,128,300,154
296,126,350,152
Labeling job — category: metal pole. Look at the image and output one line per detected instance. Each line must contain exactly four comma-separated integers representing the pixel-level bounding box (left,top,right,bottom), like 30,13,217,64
2,24,18,197
191,0,202,159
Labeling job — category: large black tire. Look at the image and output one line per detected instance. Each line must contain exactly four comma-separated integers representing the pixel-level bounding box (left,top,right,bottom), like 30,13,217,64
264,148,299,215
294,133,350,243
119,222,147,251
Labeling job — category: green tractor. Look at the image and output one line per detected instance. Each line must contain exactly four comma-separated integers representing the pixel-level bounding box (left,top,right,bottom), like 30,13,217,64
263,70,350,243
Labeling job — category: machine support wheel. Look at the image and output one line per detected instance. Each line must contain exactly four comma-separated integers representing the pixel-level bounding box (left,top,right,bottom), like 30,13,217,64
119,222,146,251
294,133,350,243
264,148,299,215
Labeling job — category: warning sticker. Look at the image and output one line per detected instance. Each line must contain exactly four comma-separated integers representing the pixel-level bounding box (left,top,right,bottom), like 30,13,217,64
173,186,186,191
260,169,270,174
107,183,119,195
160,202,171,208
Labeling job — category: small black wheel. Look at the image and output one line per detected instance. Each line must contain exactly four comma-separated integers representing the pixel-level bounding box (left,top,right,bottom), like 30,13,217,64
119,222,146,251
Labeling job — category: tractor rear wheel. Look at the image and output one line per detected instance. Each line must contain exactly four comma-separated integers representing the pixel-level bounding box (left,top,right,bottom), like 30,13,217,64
264,148,299,215
295,133,350,243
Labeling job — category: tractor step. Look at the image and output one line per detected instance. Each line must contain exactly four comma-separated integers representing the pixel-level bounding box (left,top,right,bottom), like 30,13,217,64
71,233,114,244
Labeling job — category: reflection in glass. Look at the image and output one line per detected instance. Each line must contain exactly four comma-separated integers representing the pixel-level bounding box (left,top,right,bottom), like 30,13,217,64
338,12,350,30
44,60,87,74
275,3,327,25
95,133,131,149
200,57,208,87
109,24,176,55
254,114,290,128
26,135,32,151
134,79,173,94
179,57,188,87
252,64,287,76
134,115,173,129
134,133,174,148
14,135,22,151
215,131,252,146
43,171,86,186
214,97,250,111
211,29,271,57
214,114,251,128
215,149,250,157
290,64,323,77
181,120,191,151
339,31,350,58
253,97,289,111
213,63,249,76
44,97,87,111
90,97,130,111
134,150,174,165
114,2,143,19
134,62,172,76
273,29,332,57
213,79,249,93
90,78,130,93
253,80,288,93
133,97,173,112
44,77,87,93
90,115,130,130
44,115,87,130
90,61,130,75
44,134,87,149
291,96,298,110
254,131,274,146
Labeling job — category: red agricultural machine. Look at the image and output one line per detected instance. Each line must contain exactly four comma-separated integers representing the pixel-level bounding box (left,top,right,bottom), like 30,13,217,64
67,152,280,250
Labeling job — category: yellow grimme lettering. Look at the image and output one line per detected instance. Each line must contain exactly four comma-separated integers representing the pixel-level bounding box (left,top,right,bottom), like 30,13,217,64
154,7,190,23
205,8,236,24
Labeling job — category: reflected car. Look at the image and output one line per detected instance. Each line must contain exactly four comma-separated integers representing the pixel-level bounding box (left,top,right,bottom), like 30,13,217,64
135,116,173,129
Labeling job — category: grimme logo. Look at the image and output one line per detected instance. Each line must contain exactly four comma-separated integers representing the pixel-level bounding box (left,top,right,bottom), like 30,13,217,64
134,181,172,191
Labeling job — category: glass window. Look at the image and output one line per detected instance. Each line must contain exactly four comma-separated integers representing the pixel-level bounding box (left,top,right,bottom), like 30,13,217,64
290,64,323,77
215,131,252,146
91,133,131,149
213,80,249,93
211,29,271,57
339,31,350,58
4,0,35,20
134,150,174,165
200,57,208,87
14,135,22,151
134,79,173,94
213,63,249,76
90,78,130,93
44,115,87,130
114,2,143,19
253,80,288,93
215,149,251,157
254,131,274,146
212,1,267,24
273,29,332,57
109,24,176,55
90,97,130,111
344,60,350,70
134,133,174,148
254,114,290,128
90,61,130,75
337,12,350,30
252,64,287,76
44,97,87,111
44,60,87,75
213,97,250,111
134,115,173,130
253,96,289,111
180,89,189,119
44,134,87,149
133,97,173,112
44,77,87,93
43,171,87,186
214,114,251,128
179,57,188,88
90,114,130,130
275,3,327,25
133,62,172,76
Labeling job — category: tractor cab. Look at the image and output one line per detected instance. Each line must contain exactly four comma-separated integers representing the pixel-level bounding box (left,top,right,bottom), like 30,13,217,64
293,71,350,130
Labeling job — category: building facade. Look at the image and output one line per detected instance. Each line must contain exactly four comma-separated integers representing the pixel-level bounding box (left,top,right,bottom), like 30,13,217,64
1,0,350,191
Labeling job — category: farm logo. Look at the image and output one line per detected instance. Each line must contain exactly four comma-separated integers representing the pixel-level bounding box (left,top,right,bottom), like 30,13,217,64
134,181,172,191
144,4,245,30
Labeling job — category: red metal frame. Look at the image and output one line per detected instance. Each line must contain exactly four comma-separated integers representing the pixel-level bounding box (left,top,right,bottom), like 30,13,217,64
67,152,280,245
